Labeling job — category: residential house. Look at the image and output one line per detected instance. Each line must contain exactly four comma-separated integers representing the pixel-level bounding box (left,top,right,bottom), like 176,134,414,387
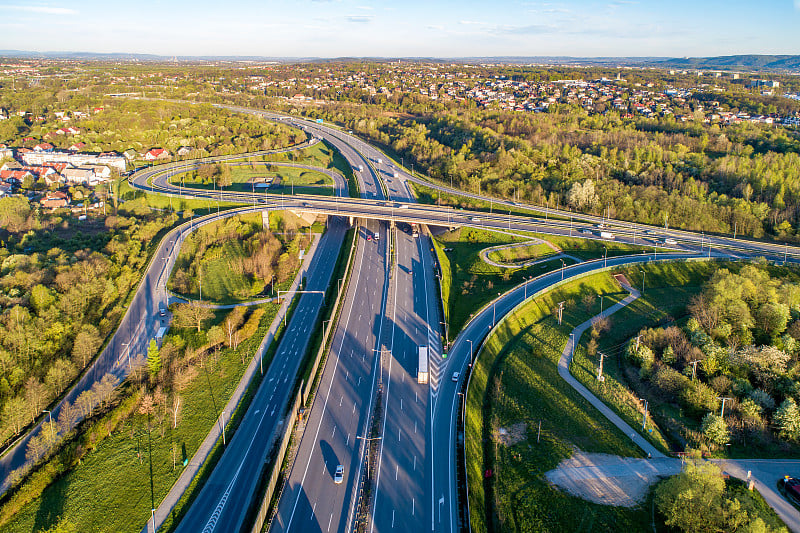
82,165,112,182
123,149,138,161
177,146,195,157
0,183,11,197
0,169,32,185
62,168,94,185
69,142,86,151
1,160,22,171
0,144,13,160
144,148,171,161
40,191,70,209
33,142,54,152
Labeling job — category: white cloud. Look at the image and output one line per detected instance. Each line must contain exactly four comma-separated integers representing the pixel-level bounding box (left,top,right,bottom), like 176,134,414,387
795,0,800,10
7,5,77,15
346,15,373,23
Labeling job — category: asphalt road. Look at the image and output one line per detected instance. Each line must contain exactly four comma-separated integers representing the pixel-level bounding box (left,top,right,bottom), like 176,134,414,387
270,138,391,533
174,215,347,533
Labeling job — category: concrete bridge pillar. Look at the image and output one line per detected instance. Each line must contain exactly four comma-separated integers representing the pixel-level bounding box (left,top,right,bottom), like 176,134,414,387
262,210,270,229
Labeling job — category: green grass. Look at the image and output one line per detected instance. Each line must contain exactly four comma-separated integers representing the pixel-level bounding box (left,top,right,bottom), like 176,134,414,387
486,242,557,265
466,272,655,533
172,165,334,197
117,178,244,214
4,304,281,533
433,227,579,336
535,232,649,261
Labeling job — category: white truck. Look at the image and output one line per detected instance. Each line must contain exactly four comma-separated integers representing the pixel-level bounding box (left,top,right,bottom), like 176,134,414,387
417,346,429,384
599,231,615,240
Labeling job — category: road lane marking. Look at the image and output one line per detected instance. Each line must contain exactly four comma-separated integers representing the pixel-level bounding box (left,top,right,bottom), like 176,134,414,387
395,465,398,480
414,455,416,471
340,395,343,406
328,513,333,532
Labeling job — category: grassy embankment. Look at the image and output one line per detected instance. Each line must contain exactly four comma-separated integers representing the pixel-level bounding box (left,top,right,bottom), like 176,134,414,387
167,212,315,305
1,302,281,533
465,259,795,532
465,268,649,533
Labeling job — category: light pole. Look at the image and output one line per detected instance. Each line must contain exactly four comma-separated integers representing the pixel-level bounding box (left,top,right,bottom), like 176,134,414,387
603,246,607,268
600,294,604,316
219,410,227,446
718,397,733,418
639,398,648,431
639,269,646,295
467,339,474,366
356,435,382,478
560,259,565,280
569,333,575,357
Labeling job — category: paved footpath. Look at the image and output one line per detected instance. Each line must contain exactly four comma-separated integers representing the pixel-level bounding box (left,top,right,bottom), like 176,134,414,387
554,278,800,532
557,280,665,458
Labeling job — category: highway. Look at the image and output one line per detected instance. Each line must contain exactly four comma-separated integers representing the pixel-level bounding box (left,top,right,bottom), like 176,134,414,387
269,129,391,533
124,105,800,533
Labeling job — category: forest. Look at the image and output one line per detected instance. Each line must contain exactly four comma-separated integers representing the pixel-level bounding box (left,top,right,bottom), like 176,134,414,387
626,264,800,452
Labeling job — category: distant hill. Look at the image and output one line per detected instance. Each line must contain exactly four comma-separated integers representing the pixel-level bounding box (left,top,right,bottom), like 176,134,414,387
0,51,798,71
658,55,800,71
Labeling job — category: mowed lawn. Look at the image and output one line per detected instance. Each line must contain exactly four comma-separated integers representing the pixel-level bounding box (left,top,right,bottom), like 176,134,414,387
433,227,578,335
486,242,556,264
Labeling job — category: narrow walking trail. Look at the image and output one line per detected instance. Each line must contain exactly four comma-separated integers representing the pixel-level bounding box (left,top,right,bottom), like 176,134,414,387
557,277,666,459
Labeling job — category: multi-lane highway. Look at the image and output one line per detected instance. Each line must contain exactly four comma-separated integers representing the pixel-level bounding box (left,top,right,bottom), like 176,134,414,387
124,104,800,533
270,132,392,533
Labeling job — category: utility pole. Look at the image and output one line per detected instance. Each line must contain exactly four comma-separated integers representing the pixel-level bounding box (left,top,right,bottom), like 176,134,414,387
718,397,733,418
219,410,227,445
557,301,565,325
639,269,646,294
689,360,700,381
560,259,565,280
597,352,606,382
639,398,648,430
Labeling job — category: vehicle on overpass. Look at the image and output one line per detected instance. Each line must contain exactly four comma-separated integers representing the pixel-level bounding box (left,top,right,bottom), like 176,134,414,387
418,346,429,384
599,231,615,240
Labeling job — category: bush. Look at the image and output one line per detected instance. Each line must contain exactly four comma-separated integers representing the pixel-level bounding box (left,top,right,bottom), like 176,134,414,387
701,413,730,446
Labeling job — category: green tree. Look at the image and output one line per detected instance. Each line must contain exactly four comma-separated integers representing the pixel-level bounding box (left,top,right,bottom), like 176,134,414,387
775,398,800,441
72,324,102,368
147,340,161,379
655,458,725,532
702,412,730,446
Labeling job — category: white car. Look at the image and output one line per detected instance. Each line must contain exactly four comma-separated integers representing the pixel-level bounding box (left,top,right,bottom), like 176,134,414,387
334,465,344,484
452,372,460,382
664,238,677,245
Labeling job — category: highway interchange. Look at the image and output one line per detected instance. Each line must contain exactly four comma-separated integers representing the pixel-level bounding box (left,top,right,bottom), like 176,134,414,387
123,108,800,533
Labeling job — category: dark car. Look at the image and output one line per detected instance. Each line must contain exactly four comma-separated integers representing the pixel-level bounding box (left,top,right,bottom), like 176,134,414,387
782,476,800,504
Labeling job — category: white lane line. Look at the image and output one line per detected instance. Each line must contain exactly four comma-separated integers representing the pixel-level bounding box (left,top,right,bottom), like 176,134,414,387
340,395,343,406
414,455,416,471
400,398,403,411
346,433,350,446
283,230,368,532
328,513,333,532
332,426,336,438
412,498,415,516
391,511,395,528
353,402,356,414
395,464,398,480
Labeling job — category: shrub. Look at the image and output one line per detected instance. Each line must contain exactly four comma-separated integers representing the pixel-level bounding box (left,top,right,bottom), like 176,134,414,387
701,413,730,446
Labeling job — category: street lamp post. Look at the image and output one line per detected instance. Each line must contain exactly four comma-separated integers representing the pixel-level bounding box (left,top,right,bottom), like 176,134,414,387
560,259,565,280
603,246,607,268
639,269,646,294
219,410,227,446
467,339,474,367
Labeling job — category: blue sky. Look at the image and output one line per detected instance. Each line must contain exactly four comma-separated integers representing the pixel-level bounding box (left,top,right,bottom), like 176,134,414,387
1,1,799,58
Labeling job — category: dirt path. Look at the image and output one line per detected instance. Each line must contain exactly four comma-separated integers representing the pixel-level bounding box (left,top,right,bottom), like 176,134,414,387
545,451,681,506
